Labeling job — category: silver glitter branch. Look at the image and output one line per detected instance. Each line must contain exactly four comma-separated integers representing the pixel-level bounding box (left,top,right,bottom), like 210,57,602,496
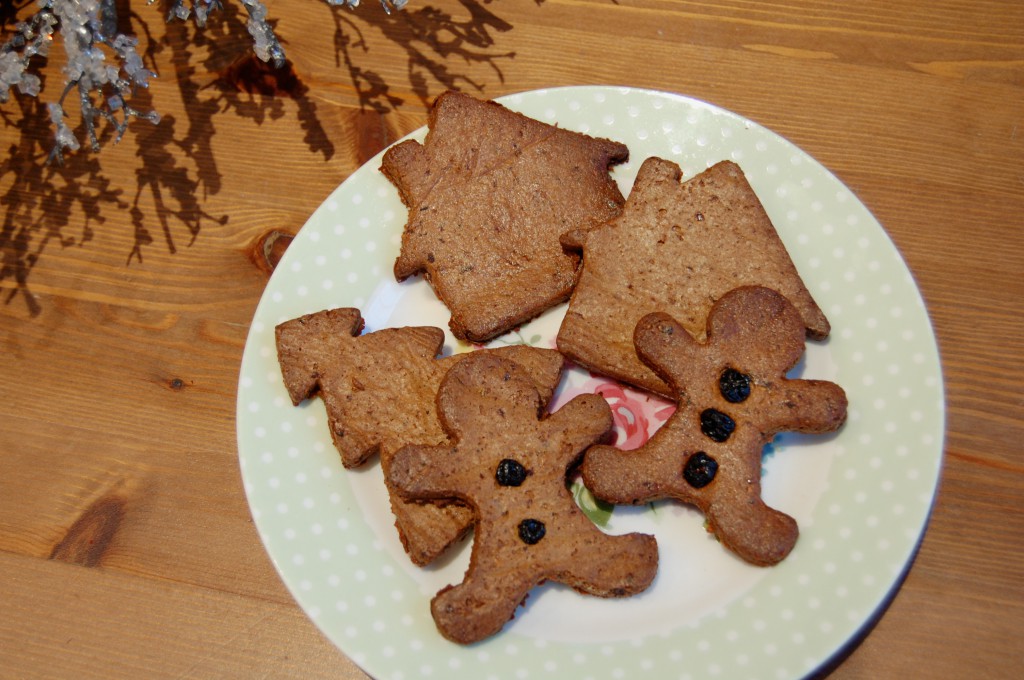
162,0,408,67
3,0,160,163
240,0,287,68
1,9,57,102
2,0,408,161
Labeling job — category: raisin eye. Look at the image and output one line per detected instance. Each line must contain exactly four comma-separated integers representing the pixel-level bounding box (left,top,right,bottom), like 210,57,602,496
700,408,735,442
683,452,718,488
719,368,751,403
496,458,528,486
518,518,546,545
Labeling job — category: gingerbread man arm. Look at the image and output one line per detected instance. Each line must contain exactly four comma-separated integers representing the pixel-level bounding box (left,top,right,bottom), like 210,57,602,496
762,379,849,434
388,443,470,504
630,311,702,394
543,393,615,467
582,430,684,505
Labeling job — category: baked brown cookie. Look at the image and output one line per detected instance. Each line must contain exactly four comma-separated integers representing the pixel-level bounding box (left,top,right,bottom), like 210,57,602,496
581,286,847,566
380,90,629,343
389,352,658,644
275,308,565,566
558,157,830,397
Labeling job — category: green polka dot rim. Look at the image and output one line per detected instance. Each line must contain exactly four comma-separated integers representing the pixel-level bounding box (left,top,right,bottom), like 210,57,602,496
236,86,944,680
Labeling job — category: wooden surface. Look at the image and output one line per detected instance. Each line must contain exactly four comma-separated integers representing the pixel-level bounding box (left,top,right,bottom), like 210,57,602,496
2,1,1022,677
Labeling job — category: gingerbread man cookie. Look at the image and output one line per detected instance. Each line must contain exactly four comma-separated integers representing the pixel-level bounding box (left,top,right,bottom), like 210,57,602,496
389,352,659,644
582,286,847,566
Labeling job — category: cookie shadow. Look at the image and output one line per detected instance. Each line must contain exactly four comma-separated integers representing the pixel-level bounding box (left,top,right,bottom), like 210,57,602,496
330,0,518,113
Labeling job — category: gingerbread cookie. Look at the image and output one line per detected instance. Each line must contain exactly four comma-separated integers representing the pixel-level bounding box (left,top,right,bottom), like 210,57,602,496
581,286,847,566
389,352,659,644
381,90,629,343
558,157,830,397
275,308,565,566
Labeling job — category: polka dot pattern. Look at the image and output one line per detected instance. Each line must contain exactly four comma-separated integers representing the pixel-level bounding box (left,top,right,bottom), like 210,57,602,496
236,87,944,680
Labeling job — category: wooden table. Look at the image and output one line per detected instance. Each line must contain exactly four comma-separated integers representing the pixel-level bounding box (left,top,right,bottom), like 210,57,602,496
2,1,1021,677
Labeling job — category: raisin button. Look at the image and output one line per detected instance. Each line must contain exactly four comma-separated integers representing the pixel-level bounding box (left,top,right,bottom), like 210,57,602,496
518,519,546,545
683,452,719,488
700,408,736,442
495,458,528,486
719,368,752,403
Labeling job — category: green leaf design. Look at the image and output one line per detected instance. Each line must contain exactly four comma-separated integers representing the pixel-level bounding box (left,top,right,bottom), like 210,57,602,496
571,479,614,527
492,329,527,346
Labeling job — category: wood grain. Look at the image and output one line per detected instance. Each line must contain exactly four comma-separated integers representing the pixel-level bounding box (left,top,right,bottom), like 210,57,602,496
2,1,1022,678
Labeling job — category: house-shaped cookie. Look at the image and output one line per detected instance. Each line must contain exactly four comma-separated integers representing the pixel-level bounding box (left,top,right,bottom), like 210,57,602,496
381,91,629,343
557,157,830,397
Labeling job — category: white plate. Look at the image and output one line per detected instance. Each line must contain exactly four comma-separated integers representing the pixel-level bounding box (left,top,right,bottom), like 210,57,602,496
236,86,944,680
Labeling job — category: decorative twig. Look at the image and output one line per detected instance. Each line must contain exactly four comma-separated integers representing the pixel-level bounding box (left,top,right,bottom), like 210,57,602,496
2,0,408,161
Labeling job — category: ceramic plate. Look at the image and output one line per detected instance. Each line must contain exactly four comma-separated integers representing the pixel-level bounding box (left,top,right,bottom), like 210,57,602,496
236,86,944,680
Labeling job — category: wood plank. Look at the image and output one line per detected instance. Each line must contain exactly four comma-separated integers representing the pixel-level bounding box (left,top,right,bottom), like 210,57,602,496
0,552,364,679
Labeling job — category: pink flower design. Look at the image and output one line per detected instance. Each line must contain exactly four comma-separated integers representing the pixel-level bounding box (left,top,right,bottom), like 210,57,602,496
557,372,675,450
